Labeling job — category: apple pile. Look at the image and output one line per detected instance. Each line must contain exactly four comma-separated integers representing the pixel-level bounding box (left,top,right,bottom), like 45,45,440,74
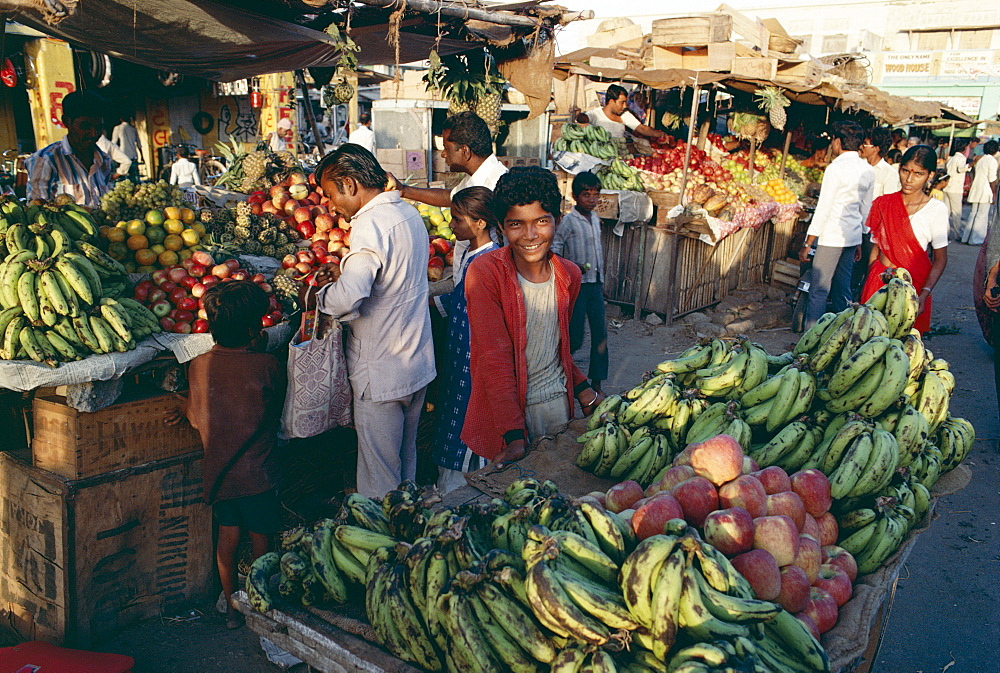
591,434,856,638
134,250,283,334
250,173,335,242
428,237,453,282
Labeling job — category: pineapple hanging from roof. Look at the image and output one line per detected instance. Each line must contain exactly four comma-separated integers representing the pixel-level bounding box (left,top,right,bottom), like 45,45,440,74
425,48,507,136
755,86,791,131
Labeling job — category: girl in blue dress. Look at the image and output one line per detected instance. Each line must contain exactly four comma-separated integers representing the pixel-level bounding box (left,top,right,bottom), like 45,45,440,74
432,187,499,493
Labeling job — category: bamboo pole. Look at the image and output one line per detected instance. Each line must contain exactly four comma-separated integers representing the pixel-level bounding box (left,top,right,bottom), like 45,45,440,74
295,70,327,157
779,130,792,179
748,138,758,183
678,83,700,205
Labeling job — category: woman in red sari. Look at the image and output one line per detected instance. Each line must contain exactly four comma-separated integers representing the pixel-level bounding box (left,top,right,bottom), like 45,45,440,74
860,145,949,333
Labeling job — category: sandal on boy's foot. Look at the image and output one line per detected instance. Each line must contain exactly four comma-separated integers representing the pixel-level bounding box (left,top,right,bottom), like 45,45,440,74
226,612,245,630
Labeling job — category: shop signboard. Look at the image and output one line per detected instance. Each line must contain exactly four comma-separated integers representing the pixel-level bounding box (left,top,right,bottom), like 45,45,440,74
881,52,933,78
23,38,76,148
940,51,999,78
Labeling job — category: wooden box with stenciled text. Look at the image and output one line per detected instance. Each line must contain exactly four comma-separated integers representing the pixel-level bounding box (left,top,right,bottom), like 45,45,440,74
0,450,212,645
31,394,202,480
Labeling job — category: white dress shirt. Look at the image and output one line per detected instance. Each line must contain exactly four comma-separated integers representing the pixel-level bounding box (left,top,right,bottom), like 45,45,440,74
97,136,132,176
449,154,508,283
943,153,968,194
111,122,140,161
805,151,875,248
317,191,435,402
872,159,901,199
587,107,641,139
348,125,376,153
968,153,998,204
169,157,201,188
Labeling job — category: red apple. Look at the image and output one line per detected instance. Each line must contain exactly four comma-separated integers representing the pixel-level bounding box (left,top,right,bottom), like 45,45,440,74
261,314,275,328
192,318,209,334
174,310,194,324
172,321,192,334
189,263,207,278
282,254,297,269
250,273,266,284
795,613,822,641
136,279,154,293
191,283,207,298
315,213,336,231
180,275,198,289
197,308,208,320
585,491,607,508
294,262,312,275
260,283,273,294
730,549,781,600
167,266,188,283
821,545,858,582
801,513,821,541
328,227,346,243
645,465,696,497
310,205,327,217
718,475,768,518
793,534,822,582
803,587,839,633
231,270,249,281
815,563,853,607
815,512,839,547
180,257,196,272
605,481,645,514
201,275,220,289
150,269,169,286
147,288,166,304
212,264,231,279
192,250,214,267
134,285,149,302
766,492,806,532
752,515,800,567
177,296,199,312
790,469,833,517
159,316,175,331
250,203,262,216
742,456,760,474
675,434,744,486
632,493,685,540
283,199,301,216
431,238,453,255
293,206,313,223
159,280,178,294
671,476,719,527
168,287,188,305
296,250,316,265
753,466,792,495
269,185,287,199
262,201,279,214
776,564,811,613
224,259,240,271
703,506,755,555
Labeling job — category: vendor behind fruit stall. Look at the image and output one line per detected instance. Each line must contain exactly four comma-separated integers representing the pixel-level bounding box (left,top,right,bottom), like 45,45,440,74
586,85,666,141
26,91,113,208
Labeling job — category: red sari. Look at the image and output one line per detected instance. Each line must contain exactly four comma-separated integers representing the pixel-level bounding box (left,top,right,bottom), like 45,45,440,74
860,193,934,333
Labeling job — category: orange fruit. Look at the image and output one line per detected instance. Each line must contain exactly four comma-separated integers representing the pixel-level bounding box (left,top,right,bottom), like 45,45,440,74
98,225,111,238
126,234,149,251
178,249,193,261
158,250,179,267
126,219,146,236
137,265,157,274
106,227,127,243
145,226,166,245
135,248,157,266
108,241,129,260
163,234,184,251
180,208,196,224
115,220,128,229
164,206,182,221
180,228,200,247
145,210,165,226
191,222,206,236
164,219,185,235
151,243,166,255
124,261,138,273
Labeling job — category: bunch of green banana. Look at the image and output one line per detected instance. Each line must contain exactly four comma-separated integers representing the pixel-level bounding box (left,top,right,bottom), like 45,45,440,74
817,335,910,418
620,527,782,660
660,636,768,673
907,444,944,490
817,419,900,500
685,400,752,451
836,473,929,537
553,123,619,161
549,646,624,673
587,393,627,430
876,404,929,468
738,364,816,433
245,551,281,613
503,477,560,508
749,416,825,473
618,375,681,427
0,199,98,257
598,159,644,191
936,415,974,472
690,340,769,400
837,498,911,576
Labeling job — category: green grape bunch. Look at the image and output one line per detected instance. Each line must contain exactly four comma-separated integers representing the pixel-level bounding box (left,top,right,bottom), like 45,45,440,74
100,179,190,222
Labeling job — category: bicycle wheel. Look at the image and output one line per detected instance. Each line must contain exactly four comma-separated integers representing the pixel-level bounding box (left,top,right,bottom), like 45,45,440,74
199,160,227,186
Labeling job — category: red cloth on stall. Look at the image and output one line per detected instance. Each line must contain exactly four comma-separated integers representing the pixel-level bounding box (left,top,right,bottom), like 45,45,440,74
860,192,934,333
461,248,588,461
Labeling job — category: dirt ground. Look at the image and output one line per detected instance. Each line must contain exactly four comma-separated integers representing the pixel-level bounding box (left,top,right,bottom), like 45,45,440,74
91,242,996,671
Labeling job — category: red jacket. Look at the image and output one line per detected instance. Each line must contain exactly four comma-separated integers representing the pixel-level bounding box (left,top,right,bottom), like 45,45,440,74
461,248,588,461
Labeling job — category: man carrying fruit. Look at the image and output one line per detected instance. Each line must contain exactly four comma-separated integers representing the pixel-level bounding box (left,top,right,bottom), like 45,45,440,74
586,85,665,142
305,145,435,498
27,91,114,208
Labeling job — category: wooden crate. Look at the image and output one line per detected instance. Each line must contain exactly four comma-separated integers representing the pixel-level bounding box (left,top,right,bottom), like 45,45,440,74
731,56,778,80
32,393,202,480
650,14,732,47
0,450,212,646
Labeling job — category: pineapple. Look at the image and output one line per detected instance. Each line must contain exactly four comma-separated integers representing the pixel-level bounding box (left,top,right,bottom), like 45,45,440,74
473,91,502,137
755,87,790,131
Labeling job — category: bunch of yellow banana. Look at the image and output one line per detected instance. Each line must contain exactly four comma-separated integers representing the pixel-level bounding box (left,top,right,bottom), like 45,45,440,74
618,526,825,671
935,416,975,472
684,400,752,450
911,363,953,434
865,269,920,339
523,525,637,648
738,364,816,433
817,335,910,418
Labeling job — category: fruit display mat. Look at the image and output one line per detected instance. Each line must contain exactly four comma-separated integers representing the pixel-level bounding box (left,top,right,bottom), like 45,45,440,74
0,321,295,394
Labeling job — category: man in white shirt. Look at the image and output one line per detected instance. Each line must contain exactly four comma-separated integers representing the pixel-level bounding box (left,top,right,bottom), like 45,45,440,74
943,139,970,240
395,112,508,283
112,117,141,180
169,147,201,189
307,145,435,498
347,113,375,154
586,84,665,141
97,135,132,180
863,128,901,199
799,121,875,329
962,139,999,245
